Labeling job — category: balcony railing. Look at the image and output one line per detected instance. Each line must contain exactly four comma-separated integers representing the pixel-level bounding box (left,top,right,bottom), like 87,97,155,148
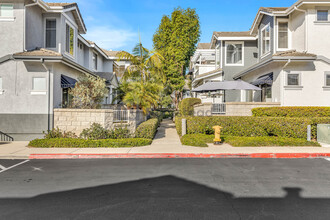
0,131,14,142
212,104,226,114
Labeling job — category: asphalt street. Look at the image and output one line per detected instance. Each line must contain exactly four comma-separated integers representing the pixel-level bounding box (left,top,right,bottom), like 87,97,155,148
1,158,330,220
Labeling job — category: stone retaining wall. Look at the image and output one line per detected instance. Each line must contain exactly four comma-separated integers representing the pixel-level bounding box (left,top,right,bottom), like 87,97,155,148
54,109,145,135
194,102,281,116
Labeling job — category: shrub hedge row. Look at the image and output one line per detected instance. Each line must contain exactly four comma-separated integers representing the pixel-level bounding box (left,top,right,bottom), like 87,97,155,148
135,118,160,139
180,134,320,147
252,107,330,117
179,98,201,116
29,138,152,148
175,116,330,139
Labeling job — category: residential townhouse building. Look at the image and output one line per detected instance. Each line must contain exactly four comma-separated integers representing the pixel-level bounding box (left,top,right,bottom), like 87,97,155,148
0,0,123,140
191,0,330,108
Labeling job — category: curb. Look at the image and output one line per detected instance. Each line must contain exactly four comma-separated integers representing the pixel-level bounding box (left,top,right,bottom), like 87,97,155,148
29,153,330,159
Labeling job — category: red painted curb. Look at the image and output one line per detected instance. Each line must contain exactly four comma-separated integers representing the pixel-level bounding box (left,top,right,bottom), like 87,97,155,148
28,153,330,159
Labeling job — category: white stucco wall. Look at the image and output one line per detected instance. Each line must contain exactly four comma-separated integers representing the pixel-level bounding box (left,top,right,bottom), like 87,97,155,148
282,60,330,106
306,6,330,57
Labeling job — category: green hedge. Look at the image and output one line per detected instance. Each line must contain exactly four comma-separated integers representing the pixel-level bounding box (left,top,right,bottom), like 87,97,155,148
135,118,160,139
225,136,320,147
176,116,314,139
29,138,152,148
179,98,201,116
252,107,330,117
181,134,320,147
181,134,215,147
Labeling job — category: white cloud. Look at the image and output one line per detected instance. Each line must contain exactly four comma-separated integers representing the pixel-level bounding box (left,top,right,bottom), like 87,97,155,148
84,26,137,50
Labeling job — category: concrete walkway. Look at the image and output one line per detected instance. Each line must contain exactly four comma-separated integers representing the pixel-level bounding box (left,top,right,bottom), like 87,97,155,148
0,119,330,159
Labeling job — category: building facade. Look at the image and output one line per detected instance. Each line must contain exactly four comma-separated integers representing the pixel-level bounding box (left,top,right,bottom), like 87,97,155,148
190,0,330,108
0,0,123,140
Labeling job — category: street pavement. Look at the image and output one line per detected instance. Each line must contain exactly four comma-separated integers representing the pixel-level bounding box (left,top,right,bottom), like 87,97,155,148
1,158,330,219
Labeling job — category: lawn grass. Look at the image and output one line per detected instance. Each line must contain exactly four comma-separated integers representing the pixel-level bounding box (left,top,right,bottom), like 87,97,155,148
181,134,320,147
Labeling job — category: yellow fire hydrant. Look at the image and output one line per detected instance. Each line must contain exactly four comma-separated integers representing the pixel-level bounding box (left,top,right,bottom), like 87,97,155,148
213,126,223,145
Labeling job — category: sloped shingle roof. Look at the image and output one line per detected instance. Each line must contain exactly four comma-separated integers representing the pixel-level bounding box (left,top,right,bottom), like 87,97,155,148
197,43,211,49
46,3,76,7
259,7,288,13
14,48,61,57
273,50,316,57
213,31,255,38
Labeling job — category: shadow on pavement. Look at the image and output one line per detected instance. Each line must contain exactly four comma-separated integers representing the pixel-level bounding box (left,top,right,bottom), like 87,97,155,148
0,175,329,219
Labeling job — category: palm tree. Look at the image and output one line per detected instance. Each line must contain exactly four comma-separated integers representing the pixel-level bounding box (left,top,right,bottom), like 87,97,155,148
116,41,164,113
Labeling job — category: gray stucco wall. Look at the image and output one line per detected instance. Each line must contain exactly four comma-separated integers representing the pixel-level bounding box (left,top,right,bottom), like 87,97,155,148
222,40,258,102
0,1,24,57
25,5,43,50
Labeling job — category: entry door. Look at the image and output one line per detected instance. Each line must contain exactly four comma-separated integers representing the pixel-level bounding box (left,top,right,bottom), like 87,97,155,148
261,85,272,102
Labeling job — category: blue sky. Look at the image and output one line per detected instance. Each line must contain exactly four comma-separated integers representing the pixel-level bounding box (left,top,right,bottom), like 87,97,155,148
62,0,297,52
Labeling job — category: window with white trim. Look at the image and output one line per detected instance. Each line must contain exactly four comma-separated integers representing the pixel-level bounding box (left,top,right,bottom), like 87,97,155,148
93,52,98,70
65,24,74,55
326,72,330,86
287,73,300,86
46,19,56,48
278,22,288,49
261,24,270,55
0,4,13,17
32,77,46,91
226,43,243,65
317,10,328,21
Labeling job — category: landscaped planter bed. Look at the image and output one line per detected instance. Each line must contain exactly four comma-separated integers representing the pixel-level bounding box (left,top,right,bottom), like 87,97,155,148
181,134,320,147
29,138,152,148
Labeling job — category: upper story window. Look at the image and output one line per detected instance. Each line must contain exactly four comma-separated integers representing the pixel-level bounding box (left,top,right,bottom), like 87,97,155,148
0,4,13,17
278,22,288,49
93,52,98,70
261,24,270,56
65,24,74,56
287,73,300,86
45,19,56,48
317,10,328,21
325,72,330,86
225,42,243,65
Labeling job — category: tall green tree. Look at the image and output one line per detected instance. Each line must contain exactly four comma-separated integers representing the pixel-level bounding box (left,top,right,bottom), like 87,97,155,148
116,42,164,113
153,7,200,109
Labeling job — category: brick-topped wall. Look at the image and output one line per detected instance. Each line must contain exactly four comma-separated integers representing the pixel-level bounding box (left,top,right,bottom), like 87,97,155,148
54,109,145,135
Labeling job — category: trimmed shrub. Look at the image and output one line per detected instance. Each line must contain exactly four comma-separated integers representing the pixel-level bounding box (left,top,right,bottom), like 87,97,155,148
225,136,320,147
180,134,320,147
175,116,312,138
181,134,215,147
179,98,201,116
80,123,109,140
108,127,132,139
135,118,160,139
43,128,77,139
252,107,330,117
29,138,152,148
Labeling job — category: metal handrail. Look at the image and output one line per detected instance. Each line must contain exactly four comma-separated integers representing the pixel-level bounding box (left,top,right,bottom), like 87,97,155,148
0,131,14,142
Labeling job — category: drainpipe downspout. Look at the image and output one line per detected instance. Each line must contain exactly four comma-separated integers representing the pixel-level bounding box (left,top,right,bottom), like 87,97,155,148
294,6,308,51
41,59,51,132
282,59,292,106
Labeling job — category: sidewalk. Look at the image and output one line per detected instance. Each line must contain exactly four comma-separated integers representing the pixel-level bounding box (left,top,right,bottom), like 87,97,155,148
1,120,330,159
